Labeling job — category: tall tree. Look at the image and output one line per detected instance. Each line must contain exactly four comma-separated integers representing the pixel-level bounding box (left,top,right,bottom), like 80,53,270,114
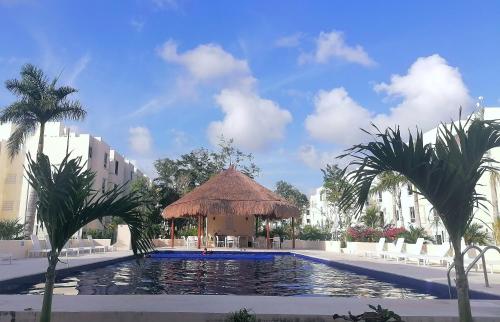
370,172,405,226
0,64,86,237
338,114,500,321
275,180,309,212
322,164,355,230
25,153,152,322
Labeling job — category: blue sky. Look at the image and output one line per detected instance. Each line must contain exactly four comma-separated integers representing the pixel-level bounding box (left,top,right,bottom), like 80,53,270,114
1,0,499,194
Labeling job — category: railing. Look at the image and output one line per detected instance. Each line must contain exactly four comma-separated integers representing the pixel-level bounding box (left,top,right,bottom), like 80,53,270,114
447,245,500,298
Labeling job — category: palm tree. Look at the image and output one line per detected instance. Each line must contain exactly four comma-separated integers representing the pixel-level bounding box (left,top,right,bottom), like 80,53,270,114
0,64,86,237
370,172,404,226
25,153,153,322
338,114,500,322
361,205,381,228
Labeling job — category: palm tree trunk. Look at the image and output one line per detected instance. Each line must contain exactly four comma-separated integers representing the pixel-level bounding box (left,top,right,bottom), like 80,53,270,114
452,237,472,322
490,173,499,220
40,253,57,322
23,122,45,238
413,193,422,227
391,194,398,225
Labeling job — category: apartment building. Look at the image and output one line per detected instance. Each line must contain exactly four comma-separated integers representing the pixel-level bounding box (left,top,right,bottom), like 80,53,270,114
0,122,148,234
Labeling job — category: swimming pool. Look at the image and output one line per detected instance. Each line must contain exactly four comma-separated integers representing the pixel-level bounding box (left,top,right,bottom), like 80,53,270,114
2,251,441,298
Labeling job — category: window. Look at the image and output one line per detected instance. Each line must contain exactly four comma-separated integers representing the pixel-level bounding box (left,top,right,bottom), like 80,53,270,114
4,174,16,184
102,178,106,193
410,206,415,223
396,209,400,221
379,211,384,226
306,219,310,224
130,171,133,180
114,161,119,175
104,153,108,168
1,201,14,212
377,191,382,202
408,184,413,195
88,147,93,158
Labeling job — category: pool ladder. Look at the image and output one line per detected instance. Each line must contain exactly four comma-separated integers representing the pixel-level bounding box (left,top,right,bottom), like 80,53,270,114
447,245,500,299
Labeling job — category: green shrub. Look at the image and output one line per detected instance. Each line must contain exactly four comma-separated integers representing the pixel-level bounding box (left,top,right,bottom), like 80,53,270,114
225,308,256,322
299,225,330,240
0,219,23,240
402,226,434,243
464,223,492,246
333,304,403,321
178,226,198,238
84,227,114,240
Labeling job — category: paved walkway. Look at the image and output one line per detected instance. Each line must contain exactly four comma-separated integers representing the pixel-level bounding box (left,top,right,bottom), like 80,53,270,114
0,250,133,282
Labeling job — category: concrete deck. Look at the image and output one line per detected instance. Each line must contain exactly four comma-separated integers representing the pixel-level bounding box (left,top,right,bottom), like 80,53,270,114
1,248,500,321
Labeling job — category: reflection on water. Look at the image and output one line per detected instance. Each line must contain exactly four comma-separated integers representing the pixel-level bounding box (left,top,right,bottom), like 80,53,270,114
10,256,436,298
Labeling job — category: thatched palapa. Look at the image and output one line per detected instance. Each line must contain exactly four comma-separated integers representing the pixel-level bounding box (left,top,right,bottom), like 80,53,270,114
162,166,300,219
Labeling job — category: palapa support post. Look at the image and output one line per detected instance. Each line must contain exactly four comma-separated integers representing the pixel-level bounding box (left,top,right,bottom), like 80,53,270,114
197,215,202,249
292,217,295,249
170,218,175,248
266,219,270,249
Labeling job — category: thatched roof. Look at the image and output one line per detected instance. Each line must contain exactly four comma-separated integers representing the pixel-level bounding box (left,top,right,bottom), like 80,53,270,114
162,167,300,219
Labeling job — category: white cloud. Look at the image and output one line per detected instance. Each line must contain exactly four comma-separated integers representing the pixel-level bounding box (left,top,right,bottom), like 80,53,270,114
298,145,339,169
275,33,304,48
129,126,153,155
304,55,472,147
158,40,254,88
373,54,472,131
299,30,375,66
207,89,292,150
65,53,91,86
130,18,145,32
170,129,188,146
306,87,372,145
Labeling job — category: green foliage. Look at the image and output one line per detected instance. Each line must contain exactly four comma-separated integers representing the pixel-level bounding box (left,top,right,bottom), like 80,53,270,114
275,180,309,211
333,304,403,322
0,64,86,158
338,111,500,321
84,228,114,240
299,225,330,240
402,226,434,244
0,219,23,240
322,164,355,231
361,205,382,228
463,223,492,246
26,152,153,322
178,226,198,238
225,308,256,322
154,137,259,196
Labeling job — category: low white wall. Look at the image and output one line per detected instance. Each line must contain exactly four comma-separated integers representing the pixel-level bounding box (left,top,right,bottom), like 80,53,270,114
153,238,185,248
0,240,32,259
280,240,342,252
115,225,131,250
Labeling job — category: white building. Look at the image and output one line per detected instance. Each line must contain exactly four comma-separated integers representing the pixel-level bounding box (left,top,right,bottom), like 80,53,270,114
0,122,148,234
304,107,500,243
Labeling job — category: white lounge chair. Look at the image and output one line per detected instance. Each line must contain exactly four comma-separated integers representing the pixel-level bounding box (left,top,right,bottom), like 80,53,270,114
416,243,452,266
186,236,198,248
401,238,425,264
381,238,405,261
29,234,51,257
76,236,93,254
215,236,225,247
87,235,106,253
365,238,386,258
44,234,75,256
272,236,281,249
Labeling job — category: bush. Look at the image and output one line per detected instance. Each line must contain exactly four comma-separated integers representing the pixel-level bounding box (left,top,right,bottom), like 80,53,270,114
333,304,402,322
0,219,23,240
225,308,256,322
383,226,407,242
347,225,383,242
402,226,434,243
83,227,114,240
178,226,198,238
464,223,492,246
299,225,330,240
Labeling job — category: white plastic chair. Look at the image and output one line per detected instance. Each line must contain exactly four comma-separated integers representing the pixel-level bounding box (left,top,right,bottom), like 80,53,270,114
226,236,237,248
87,235,106,253
0,253,12,264
272,236,281,249
365,238,386,258
29,234,50,257
401,238,425,264
76,236,93,254
186,236,198,248
215,236,225,247
381,238,405,260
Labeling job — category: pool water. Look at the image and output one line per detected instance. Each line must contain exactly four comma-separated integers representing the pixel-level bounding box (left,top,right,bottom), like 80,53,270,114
6,253,436,298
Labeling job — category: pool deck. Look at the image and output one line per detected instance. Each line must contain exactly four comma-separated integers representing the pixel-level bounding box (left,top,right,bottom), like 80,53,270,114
1,248,500,321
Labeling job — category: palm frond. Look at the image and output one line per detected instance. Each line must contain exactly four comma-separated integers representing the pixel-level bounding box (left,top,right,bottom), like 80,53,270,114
6,120,37,159
25,153,153,256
